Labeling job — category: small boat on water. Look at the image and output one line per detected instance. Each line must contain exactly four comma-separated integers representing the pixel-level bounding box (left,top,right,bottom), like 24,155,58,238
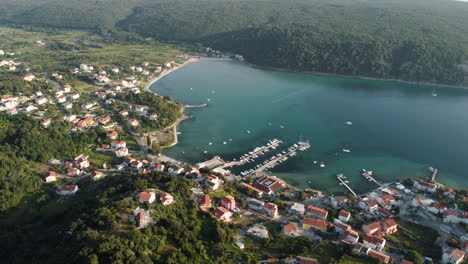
345,121,353,125
280,126,285,128
313,161,317,164
207,98,211,101
211,91,215,93
246,130,251,134
176,132,181,135
223,142,227,145
203,151,208,154
432,88,437,97
342,149,351,153
208,142,212,145
229,138,233,141
319,162,325,168
268,123,272,126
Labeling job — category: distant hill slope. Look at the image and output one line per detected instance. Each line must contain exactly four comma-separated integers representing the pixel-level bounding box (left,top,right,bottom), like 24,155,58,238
1,0,467,84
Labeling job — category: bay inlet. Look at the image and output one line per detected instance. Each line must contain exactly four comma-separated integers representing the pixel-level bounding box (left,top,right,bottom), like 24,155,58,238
150,58,468,194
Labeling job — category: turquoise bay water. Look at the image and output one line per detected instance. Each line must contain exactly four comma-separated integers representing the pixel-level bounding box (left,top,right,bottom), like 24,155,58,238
151,58,468,194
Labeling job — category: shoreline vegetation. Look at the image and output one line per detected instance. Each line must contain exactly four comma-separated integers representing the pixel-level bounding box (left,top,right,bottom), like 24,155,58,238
144,57,200,148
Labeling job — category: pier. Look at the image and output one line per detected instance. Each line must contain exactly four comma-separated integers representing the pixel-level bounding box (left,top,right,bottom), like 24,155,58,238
240,141,310,176
222,139,283,168
361,170,381,186
185,104,207,108
431,168,438,182
337,174,357,197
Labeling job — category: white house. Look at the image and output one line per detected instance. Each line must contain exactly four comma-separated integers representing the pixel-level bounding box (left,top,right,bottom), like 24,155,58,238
289,203,305,216
57,185,79,195
363,235,386,251
444,211,462,224
160,193,175,206
413,179,437,193
111,141,126,149
62,102,73,109
246,198,265,211
45,171,59,183
168,165,184,175
344,229,359,244
359,199,379,213
442,248,465,264
70,93,80,100
339,210,351,222
138,192,156,204
114,147,129,157
35,97,48,105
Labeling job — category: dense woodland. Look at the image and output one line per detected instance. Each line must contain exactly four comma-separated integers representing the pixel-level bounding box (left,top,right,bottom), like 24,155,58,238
0,0,467,85
0,114,102,211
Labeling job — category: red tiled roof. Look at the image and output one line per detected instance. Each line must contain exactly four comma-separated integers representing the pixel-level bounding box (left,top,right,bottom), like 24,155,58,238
139,192,153,201
214,206,231,218
366,199,378,207
264,203,277,211
450,248,465,260
339,210,351,218
138,211,145,221
344,229,359,238
415,178,436,189
198,194,211,207
307,206,328,218
242,183,263,194
283,222,298,233
48,171,59,177
364,234,385,245
304,218,328,229
221,195,235,204
368,250,389,262
60,185,77,191
296,256,319,264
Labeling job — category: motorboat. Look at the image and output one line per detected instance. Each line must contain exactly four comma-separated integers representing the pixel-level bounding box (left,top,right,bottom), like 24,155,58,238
345,121,353,125
342,149,351,153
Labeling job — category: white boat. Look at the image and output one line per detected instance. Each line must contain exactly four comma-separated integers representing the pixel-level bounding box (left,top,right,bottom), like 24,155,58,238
280,126,285,128
229,138,233,141
313,161,317,164
207,98,211,101
208,142,212,145
189,87,193,90
203,151,208,153
342,149,351,153
320,162,325,168
223,142,227,144
246,130,251,134
211,91,215,93
345,121,353,125
432,88,437,97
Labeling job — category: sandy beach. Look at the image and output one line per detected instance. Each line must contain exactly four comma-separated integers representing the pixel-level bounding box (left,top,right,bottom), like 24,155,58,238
145,57,200,93
145,56,200,148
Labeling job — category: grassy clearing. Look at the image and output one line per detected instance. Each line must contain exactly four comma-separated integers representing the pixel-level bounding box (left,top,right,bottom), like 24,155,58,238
389,220,442,260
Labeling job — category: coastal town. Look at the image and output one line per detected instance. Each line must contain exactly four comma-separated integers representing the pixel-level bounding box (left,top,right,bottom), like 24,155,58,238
0,29,468,264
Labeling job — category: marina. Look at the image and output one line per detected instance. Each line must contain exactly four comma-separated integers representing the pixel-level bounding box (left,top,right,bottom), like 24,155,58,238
239,141,311,176
222,139,283,168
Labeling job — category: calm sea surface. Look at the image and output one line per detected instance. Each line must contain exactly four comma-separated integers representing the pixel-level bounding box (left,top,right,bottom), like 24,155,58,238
150,58,468,194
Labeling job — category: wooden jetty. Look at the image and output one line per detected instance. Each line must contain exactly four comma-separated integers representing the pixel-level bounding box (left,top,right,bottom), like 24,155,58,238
337,174,357,197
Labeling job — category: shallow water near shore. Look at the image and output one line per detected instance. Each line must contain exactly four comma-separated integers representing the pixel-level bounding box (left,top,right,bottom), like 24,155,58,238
150,58,468,194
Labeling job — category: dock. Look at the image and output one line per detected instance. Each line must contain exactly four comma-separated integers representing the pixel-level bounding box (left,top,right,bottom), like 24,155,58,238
431,168,438,182
222,139,283,168
337,174,357,197
196,156,226,169
361,170,381,186
240,141,310,176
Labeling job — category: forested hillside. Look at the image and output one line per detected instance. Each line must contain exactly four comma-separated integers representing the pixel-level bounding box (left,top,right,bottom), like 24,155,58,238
1,0,468,83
